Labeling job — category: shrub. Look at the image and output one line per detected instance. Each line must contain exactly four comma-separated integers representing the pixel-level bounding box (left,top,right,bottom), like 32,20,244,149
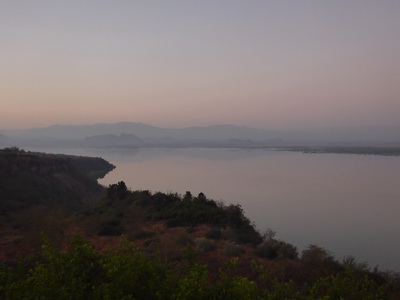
234,225,263,245
224,242,245,257
255,239,298,259
301,244,339,269
206,228,222,240
195,238,216,252
107,181,128,200
176,232,194,247
129,230,156,240
97,219,124,236
144,238,161,253
309,269,388,299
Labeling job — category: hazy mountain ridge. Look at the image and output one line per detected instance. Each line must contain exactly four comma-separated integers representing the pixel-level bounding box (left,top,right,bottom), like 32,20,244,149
84,133,143,147
1,122,400,148
1,122,160,140
1,123,284,148
0,133,11,147
1,122,280,141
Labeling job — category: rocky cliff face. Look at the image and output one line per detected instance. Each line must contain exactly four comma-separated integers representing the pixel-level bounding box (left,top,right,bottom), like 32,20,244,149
0,148,115,214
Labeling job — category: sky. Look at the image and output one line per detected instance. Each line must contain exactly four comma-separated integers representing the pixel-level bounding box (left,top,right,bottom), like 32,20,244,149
1,1,399,130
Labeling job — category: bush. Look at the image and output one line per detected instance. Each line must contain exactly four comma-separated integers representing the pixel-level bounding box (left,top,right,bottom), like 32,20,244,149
309,269,388,299
97,219,124,236
206,228,222,240
107,181,128,200
255,239,298,259
301,244,339,269
129,230,156,240
224,242,245,257
195,238,216,252
176,232,194,247
234,225,263,245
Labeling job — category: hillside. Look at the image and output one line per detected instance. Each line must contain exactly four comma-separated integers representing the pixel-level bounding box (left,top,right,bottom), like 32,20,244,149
0,147,115,213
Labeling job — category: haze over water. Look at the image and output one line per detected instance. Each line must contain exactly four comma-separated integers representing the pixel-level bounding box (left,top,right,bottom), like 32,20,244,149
93,148,400,272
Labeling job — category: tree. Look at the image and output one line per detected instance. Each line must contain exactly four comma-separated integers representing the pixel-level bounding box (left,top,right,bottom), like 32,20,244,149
183,191,193,201
107,181,128,200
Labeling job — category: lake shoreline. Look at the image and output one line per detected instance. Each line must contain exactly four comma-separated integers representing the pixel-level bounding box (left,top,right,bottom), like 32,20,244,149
273,146,400,156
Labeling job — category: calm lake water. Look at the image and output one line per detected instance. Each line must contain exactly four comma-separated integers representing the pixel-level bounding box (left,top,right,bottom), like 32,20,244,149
34,147,400,271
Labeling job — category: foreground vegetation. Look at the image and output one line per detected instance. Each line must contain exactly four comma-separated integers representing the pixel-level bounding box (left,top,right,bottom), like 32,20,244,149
2,182,399,299
0,234,397,299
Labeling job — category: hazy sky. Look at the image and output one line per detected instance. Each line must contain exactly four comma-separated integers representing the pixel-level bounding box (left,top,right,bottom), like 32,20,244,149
1,1,399,130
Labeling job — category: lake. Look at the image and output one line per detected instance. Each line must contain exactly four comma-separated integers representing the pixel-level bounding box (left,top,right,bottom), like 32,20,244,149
34,147,400,271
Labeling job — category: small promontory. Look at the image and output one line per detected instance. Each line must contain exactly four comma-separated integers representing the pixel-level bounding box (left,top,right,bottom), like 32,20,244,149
0,147,115,214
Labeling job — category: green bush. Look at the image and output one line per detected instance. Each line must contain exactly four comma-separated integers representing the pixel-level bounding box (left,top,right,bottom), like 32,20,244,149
309,269,388,299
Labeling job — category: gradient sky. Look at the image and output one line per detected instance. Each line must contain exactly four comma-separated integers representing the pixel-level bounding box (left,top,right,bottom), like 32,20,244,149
1,1,399,130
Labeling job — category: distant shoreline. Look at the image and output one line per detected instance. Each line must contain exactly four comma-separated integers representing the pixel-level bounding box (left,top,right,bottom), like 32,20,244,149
4,144,400,157
274,146,400,156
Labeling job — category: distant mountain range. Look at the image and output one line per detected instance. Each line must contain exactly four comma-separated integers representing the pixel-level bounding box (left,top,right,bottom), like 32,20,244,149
84,133,143,147
0,123,284,148
0,133,12,148
1,122,400,149
1,123,280,140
